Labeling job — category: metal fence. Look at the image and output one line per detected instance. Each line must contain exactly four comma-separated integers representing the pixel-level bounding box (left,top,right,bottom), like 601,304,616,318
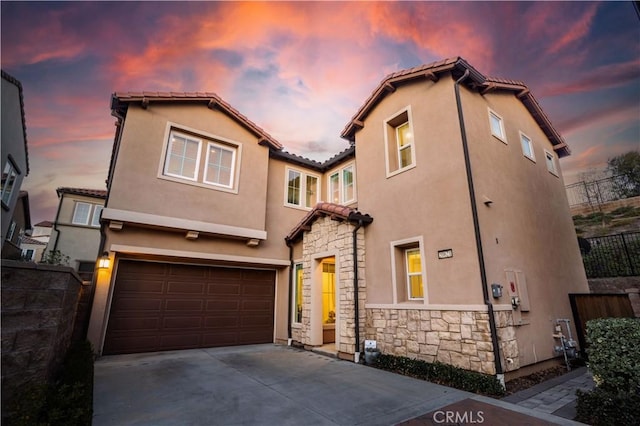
566,175,638,208
581,232,640,278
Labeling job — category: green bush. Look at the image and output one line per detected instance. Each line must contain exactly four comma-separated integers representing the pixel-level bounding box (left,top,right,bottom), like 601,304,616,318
375,354,505,397
9,340,94,426
575,318,640,425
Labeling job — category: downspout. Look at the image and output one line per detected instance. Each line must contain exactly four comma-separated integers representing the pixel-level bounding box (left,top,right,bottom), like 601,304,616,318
50,192,64,255
352,219,363,363
454,69,504,383
285,239,294,345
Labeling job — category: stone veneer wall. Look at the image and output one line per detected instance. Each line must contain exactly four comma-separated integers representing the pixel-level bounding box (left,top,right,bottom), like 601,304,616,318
293,216,366,357
1,260,82,418
365,308,519,375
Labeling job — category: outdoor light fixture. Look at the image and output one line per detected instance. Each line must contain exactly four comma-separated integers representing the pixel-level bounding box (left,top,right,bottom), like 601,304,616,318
98,252,110,269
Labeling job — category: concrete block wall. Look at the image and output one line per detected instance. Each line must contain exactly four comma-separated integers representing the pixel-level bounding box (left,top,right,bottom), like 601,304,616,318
1,260,82,417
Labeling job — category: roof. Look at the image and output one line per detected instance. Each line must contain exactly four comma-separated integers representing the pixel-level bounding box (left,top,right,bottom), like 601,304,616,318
341,57,570,158
270,145,356,172
56,187,108,199
34,220,54,228
1,70,30,174
285,202,373,243
21,236,46,246
111,92,282,150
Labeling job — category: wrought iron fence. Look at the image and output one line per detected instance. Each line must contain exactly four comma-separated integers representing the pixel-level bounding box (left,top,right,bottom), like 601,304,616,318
566,175,639,208
581,232,640,278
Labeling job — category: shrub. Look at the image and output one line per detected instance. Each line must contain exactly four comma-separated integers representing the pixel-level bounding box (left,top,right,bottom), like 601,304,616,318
9,340,94,426
375,354,505,397
575,318,640,425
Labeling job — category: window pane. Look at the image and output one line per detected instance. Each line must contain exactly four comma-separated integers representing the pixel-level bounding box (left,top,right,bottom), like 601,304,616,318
205,144,234,187
407,249,422,273
409,275,424,298
1,161,17,204
343,167,354,201
521,135,533,159
288,170,301,205
306,176,317,207
91,205,103,227
72,203,91,225
490,113,503,138
399,145,412,168
166,134,199,179
397,122,412,147
406,249,423,299
295,264,303,323
330,173,340,203
545,152,557,173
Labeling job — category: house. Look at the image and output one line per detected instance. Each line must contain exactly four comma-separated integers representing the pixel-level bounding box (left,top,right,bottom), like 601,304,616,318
88,57,588,381
1,70,29,252
45,187,107,281
2,191,32,260
23,220,53,261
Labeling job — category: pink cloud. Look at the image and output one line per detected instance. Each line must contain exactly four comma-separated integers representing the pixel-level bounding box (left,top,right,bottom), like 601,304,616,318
547,3,599,55
541,59,640,97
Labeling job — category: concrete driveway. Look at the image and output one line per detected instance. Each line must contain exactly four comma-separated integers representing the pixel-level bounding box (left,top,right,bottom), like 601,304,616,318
93,344,581,425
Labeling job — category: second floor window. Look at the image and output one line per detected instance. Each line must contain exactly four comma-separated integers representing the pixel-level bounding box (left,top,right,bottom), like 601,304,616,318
165,132,201,181
204,142,235,188
328,164,356,205
286,168,319,209
72,202,103,227
385,107,416,177
1,159,19,206
520,132,535,162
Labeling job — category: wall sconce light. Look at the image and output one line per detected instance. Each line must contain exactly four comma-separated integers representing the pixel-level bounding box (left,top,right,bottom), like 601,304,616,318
98,252,110,269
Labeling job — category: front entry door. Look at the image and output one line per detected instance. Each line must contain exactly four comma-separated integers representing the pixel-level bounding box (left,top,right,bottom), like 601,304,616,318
322,258,336,344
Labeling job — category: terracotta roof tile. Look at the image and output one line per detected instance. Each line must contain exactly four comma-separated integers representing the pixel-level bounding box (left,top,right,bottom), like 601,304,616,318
35,220,54,227
21,236,46,246
285,202,372,242
56,187,107,199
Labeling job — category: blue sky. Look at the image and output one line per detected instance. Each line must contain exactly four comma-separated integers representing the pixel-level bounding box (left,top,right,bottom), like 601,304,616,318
1,1,639,224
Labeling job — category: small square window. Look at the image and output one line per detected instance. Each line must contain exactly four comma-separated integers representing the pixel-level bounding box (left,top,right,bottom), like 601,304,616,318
520,132,535,161
327,163,356,205
545,150,559,176
72,202,92,225
489,109,507,143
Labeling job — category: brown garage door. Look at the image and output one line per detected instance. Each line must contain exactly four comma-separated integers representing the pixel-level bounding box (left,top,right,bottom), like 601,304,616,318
103,260,276,355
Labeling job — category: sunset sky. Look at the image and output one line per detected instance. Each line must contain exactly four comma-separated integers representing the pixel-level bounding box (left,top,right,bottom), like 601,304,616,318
2,1,639,225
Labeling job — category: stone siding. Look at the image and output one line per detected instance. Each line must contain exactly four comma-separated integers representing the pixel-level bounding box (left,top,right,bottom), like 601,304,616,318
296,216,366,356
365,308,519,375
1,260,82,418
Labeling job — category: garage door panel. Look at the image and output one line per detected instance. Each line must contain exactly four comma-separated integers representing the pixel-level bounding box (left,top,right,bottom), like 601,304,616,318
206,300,240,311
208,283,241,296
112,297,163,312
104,261,275,355
108,317,160,331
116,279,164,294
167,281,205,294
165,299,204,311
163,316,202,329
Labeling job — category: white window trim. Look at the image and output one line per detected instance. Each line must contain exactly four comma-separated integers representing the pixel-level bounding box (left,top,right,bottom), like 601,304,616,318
1,158,19,207
519,131,536,162
163,130,202,182
390,236,428,304
544,149,559,177
72,202,92,225
292,261,304,324
157,122,243,194
384,106,417,178
284,167,321,210
488,108,507,144
326,162,356,205
6,221,16,241
203,141,236,189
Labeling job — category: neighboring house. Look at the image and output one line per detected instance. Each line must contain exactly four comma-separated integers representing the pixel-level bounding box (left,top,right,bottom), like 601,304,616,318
46,187,107,281
2,191,31,259
21,220,52,261
1,70,29,250
88,57,588,381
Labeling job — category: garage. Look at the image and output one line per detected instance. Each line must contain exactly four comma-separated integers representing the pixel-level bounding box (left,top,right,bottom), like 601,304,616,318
103,259,276,355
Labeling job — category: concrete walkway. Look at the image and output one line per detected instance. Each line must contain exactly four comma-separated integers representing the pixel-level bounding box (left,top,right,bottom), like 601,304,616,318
502,367,595,421
94,344,585,425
